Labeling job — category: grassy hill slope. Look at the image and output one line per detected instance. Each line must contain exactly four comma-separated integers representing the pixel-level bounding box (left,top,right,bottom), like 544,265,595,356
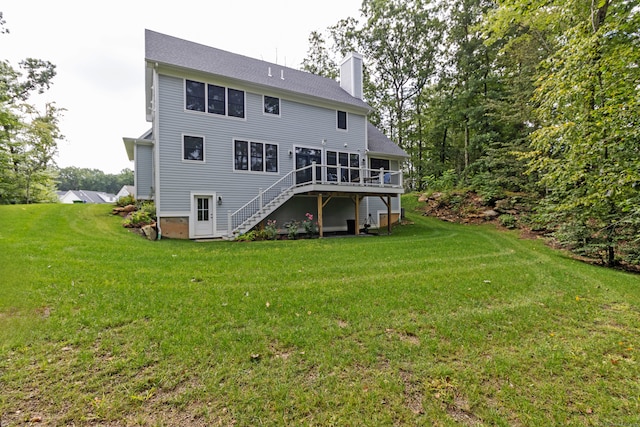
1,200,639,425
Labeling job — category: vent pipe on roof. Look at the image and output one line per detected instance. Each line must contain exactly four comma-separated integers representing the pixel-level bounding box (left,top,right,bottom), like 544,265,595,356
268,67,272,77
280,69,285,80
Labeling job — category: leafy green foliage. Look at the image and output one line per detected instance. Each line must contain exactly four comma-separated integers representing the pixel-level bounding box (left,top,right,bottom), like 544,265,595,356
115,194,135,207
122,201,155,228
423,169,459,192
499,213,516,229
56,166,133,194
307,0,638,267
0,18,62,204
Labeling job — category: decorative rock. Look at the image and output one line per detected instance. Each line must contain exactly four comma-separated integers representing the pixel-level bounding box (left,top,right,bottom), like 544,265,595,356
482,209,499,218
112,204,138,216
141,224,157,240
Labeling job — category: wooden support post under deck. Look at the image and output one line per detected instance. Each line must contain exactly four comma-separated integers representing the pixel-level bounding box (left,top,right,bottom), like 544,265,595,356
317,193,323,238
354,196,360,235
387,195,392,235
379,195,393,235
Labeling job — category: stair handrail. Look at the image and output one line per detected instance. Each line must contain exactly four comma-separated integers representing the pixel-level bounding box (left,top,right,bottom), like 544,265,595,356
228,163,403,236
228,168,298,235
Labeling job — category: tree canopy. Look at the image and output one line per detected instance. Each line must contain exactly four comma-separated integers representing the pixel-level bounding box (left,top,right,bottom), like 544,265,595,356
302,0,640,266
0,14,64,204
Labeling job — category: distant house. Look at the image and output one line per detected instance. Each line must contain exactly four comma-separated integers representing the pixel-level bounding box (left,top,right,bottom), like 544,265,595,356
58,190,117,204
123,30,408,239
116,185,135,200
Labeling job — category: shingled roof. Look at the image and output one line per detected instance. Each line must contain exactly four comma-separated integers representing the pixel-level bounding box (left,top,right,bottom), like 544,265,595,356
367,123,409,158
145,29,371,112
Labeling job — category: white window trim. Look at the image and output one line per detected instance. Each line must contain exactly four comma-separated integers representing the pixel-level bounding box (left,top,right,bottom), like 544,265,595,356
232,138,280,174
182,133,206,163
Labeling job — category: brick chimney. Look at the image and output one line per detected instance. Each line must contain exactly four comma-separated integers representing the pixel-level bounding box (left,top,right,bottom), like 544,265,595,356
339,52,363,100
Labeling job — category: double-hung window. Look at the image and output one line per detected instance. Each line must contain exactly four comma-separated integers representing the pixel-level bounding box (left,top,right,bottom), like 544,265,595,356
208,85,225,115
228,89,245,118
234,140,278,173
185,80,205,112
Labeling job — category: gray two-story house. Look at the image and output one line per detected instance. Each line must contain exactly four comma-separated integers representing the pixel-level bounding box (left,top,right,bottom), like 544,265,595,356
123,30,408,239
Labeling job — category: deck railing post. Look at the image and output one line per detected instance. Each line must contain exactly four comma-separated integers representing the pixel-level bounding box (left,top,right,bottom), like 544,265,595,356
380,168,384,186
311,162,316,183
227,210,232,237
259,188,263,210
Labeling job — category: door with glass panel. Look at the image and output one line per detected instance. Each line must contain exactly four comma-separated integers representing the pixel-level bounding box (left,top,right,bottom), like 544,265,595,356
295,147,322,184
194,195,214,237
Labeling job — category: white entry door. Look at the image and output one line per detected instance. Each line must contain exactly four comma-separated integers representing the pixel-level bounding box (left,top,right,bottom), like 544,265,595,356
194,195,214,237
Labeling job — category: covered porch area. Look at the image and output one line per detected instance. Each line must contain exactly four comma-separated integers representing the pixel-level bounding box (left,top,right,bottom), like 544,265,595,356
296,183,403,237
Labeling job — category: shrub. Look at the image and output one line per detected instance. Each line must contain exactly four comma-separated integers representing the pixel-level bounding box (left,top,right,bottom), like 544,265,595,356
422,169,459,191
116,194,136,207
235,230,258,242
471,173,505,205
499,214,517,229
302,213,318,236
264,219,278,240
123,201,156,228
286,220,299,239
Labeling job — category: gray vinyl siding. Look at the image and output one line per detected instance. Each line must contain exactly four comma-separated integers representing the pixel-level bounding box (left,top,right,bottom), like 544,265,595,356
155,73,367,233
135,144,154,200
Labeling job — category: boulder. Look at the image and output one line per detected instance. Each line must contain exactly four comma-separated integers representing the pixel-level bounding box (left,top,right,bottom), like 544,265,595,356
482,209,499,219
141,224,157,240
112,204,138,216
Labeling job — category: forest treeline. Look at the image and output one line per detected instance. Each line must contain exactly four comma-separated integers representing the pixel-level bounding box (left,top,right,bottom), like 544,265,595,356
56,167,133,194
0,12,132,203
302,0,639,267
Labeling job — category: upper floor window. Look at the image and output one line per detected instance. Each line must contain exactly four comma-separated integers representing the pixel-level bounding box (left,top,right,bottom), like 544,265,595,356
186,80,205,112
264,96,280,116
228,89,245,118
337,110,347,130
208,85,225,115
183,135,204,161
234,140,278,173
185,79,244,119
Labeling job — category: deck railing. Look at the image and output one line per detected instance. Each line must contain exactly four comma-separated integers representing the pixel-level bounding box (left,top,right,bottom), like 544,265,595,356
228,163,403,235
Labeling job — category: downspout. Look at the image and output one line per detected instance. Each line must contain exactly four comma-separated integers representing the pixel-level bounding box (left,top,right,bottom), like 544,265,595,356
152,62,162,240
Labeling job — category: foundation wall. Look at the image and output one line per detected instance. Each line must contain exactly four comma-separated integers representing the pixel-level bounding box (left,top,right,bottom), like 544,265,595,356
159,217,189,239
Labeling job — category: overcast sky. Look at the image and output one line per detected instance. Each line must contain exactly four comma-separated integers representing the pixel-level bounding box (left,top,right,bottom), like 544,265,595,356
2,1,362,174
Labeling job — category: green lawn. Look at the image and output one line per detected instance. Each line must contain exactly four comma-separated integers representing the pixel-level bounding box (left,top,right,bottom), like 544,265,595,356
1,198,639,426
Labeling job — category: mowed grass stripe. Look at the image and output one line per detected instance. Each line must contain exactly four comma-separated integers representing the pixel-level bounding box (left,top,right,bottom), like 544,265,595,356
1,200,639,426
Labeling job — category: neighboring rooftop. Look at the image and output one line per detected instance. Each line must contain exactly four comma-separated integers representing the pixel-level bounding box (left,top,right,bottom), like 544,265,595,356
58,190,117,204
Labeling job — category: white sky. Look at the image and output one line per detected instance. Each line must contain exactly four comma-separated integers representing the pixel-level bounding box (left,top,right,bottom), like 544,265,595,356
2,1,362,174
